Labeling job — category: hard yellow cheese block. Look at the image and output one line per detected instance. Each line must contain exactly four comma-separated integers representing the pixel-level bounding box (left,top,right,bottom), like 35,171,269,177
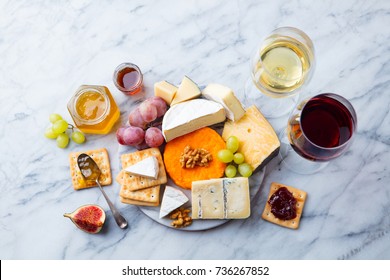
222,105,280,170
170,76,201,106
202,83,245,121
154,81,177,105
192,177,250,219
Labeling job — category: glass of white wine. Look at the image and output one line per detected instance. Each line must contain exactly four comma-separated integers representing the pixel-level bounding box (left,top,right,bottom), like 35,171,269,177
245,27,315,118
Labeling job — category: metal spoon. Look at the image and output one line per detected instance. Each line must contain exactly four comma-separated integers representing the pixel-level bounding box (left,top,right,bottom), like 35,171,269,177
77,153,128,229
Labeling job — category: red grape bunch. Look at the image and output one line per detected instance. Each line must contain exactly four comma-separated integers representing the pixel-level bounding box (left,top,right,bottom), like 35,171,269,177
117,97,167,149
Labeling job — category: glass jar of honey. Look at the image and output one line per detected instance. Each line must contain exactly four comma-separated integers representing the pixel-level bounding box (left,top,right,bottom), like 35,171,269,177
113,62,143,95
67,85,120,134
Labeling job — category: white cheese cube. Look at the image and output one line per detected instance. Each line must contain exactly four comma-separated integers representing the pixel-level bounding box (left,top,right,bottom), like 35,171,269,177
154,81,177,105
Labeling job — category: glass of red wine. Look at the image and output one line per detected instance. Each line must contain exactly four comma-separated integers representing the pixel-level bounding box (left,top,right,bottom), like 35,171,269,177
279,93,357,174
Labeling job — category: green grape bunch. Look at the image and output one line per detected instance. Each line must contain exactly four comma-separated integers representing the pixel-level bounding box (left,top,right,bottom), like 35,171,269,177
217,136,253,178
44,113,86,148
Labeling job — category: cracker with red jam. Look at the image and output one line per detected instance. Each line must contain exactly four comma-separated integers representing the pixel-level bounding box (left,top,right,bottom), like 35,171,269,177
261,182,307,229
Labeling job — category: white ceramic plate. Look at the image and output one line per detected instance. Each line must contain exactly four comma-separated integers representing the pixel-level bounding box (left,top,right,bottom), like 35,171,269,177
117,95,266,230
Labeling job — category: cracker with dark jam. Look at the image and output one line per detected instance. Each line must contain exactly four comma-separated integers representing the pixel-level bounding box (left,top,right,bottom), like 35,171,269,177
262,182,307,229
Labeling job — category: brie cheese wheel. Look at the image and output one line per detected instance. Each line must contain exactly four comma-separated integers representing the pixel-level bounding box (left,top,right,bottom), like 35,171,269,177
159,186,189,218
191,177,250,219
162,99,226,142
124,156,159,179
170,76,201,106
202,83,245,121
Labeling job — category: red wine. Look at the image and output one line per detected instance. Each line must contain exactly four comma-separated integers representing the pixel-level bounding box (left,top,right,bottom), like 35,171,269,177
289,94,356,161
301,95,353,147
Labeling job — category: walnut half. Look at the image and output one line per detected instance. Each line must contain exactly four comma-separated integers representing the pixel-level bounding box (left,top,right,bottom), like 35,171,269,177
170,207,192,228
179,145,213,168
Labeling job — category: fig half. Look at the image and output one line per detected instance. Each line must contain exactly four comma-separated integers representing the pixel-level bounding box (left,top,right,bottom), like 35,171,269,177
64,204,106,234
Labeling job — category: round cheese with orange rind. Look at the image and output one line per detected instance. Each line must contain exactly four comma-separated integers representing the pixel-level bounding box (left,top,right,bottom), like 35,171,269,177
163,127,226,189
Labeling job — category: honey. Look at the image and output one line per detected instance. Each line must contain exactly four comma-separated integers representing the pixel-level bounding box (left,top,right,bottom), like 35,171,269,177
113,63,143,95
75,90,106,121
68,85,120,134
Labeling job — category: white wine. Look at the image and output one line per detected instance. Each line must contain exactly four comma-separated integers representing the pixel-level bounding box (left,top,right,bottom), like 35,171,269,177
246,27,315,118
252,39,312,96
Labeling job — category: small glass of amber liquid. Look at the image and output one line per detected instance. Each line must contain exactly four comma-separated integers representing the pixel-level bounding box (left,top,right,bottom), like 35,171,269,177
113,62,143,95
67,85,120,134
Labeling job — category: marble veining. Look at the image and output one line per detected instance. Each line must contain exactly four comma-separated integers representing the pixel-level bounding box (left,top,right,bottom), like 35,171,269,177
0,0,389,259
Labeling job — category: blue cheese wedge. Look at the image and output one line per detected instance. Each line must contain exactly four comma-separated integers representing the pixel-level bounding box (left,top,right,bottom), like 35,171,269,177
202,83,245,121
124,156,159,179
191,177,250,219
162,99,226,142
159,186,189,218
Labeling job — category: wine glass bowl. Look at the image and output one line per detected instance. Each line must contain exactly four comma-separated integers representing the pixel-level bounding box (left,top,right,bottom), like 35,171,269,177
280,93,357,174
246,27,315,118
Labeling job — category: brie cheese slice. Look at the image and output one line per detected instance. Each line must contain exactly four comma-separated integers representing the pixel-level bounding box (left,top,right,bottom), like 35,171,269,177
159,186,189,218
124,156,159,179
162,99,226,142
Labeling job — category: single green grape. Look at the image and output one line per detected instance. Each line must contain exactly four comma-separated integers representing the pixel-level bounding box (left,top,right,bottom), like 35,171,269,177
238,163,253,177
226,136,239,153
49,113,63,124
225,165,237,178
71,131,86,144
217,149,234,163
56,133,69,148
233,152,245,164
44,127,59,139
52,119,69,134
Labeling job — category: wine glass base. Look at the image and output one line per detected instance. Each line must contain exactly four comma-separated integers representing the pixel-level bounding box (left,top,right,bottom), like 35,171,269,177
244,78,298,118
278,129,328,174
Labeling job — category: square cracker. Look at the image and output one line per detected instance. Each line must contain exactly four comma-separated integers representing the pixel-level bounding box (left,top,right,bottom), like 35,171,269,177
120,196,160,207
120,185,160,203
117,148,167,192
69,148,112,190
261,182,307,229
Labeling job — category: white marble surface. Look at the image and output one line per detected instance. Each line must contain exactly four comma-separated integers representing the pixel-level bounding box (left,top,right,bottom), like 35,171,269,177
0,0,389,260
